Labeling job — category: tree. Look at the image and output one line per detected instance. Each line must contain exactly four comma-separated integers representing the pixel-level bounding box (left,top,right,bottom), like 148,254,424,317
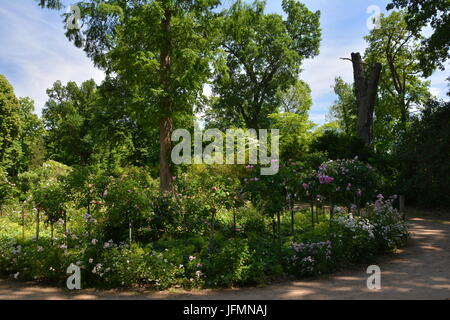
0,75,22,172
42,0,222,193
17,160,71,240
327,77,357,135
387,0,450,76
277,79,312,115
396,98,450,207
36,0,62,9
33,182,69,243
43,80,98,166
311,130,371,162
16,98,45,174
268,112,314,161
344,52,382,145
0,168,16,216
210,0,321,129
364,11,431,127
92,77,161,170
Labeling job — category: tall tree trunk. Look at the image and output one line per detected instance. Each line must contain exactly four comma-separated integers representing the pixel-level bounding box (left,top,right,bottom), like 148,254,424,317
64,211,67,246
159,117,173,192
51,223,54,245
233,208,237,236
22,207,25,240
36,210,40,241
350,52,382,145
400,93,408,127
277,211,281,236
159,8,173,193
291,207,295,236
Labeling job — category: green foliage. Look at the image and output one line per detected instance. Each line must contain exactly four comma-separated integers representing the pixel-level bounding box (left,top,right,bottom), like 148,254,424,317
366,196,409,251
268,112,315,161
0,193,407,289
203,237,266,287
0,238,68,281
301,159,381,208
0,75,22,172
85,243,179,289
364,11,431,131
235,205,270,235
175,165,242,210
244,161,300,217
396,99,450,207
15,160,71,208
287,239,333,276
93,77,160,168
43,78,159,170
101,167,159,242
327,77,357,135
387,0,450,76
174,165,243,235
311,130,371,162
13,98,44,174
36,0,63,10
43,80,98,166
287,198,407,278
329,217,377,263
58,0,224,191
33,182,68,225
2,0,418,292
209,0,321,129
0,169,17,216
276,80,313,115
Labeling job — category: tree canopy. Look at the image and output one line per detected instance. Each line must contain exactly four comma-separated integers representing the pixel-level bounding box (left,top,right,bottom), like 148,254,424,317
0,75,22,172
210,0,321,129
387,0,450,76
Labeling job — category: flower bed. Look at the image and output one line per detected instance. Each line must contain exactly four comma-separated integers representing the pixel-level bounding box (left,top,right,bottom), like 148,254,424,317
0,196,408,289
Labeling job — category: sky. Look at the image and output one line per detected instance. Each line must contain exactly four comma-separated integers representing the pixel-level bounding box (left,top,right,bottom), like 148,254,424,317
0,0,448,125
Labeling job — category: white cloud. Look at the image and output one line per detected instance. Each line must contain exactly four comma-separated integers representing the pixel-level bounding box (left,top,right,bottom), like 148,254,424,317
429,87,441,98
427,61,450,100
309,113,327,125
301,39,367,100
0,2,105,116
301,39,367,125
1,0,447,125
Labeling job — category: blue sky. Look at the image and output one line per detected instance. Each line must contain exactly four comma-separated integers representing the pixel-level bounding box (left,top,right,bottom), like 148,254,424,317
0,0,448,125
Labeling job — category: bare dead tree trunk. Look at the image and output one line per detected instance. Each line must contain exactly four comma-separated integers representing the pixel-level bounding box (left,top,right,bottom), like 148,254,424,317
159,8,173,193
349,52,382,145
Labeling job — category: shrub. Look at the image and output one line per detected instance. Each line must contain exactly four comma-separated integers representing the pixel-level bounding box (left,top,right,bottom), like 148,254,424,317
396,99,450,208
203,237,264,287
0,159,408,291
101,167,159,242
312,130,372,162
287,240,333,276
87,243,178,289
0,238,69,282
301,158,381,209
366,195,409,251
330,215,377,263
0,195,408,290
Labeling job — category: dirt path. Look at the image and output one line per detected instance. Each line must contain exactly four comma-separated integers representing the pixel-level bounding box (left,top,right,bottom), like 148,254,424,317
1,215,449,300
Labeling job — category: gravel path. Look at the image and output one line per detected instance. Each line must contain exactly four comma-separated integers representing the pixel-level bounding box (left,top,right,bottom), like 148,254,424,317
1,214,449,300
